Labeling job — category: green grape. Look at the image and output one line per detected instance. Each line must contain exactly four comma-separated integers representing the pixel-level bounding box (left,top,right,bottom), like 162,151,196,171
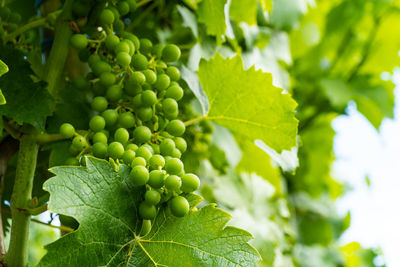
165,158,184,175
122,39,135,55
139,202,156,219
93,132,108,144
141,90,157,106
154,74,170,91
72,135,88,150
89,115,106,132
145,190,161,205
101,109,119,127
132,94,142,107
174,137,187,153
162,44,181,62
162,98,178,115
181,173,200,193
140,38,153,54
116,52,131,67
200,120,214,133
142,69,156,84
149,155,165,170
115,42,130,54
123,150,136,164
142,143,154,153
166,66,180,81
74,76,90,90
88,54,101,66
169,196,189,217
130,165,149,186
125,82,142,96
138,107,153,122
136,146,152,162
165,175,181,191
114,128,130,144
92,142,108,158
131,71,146,85
105,34,120,51
92,61,111,76
152,44,164,58
99,72,116,87
127,0,137,12
148,170,165,188
131,156,147,167
65,157,80,166
106,85,123,102
70,34,88,50
60,123,75,138
172,148,182,158
131,54,148,70
118,112,135,128
0,7,11,20
160,138,175,156
133,126,152,143
108,141,125,159
99,9,115,25
78,48,91,62
126,143,139,151
151,143,161,154
166,120,185,136
156,62,167,72
122,32,140,49
165,85,183,101
113,19,125,33
140,219,151,236
117,1,130,16
108,6,120,20
91,96,109,112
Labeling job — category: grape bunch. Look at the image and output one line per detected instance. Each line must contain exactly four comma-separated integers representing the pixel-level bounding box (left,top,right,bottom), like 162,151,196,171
58,0,200,227
0,6,21,35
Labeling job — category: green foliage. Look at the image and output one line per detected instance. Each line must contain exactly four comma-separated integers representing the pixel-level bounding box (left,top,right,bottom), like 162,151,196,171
39,157,260,266
0,59,8,105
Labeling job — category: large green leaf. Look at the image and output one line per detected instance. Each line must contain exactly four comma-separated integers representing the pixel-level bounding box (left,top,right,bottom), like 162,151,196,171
39,157,260,266
198,0,227,40
197,53,298,153
0,59,8,105
0,45,53,130
230,0,258,25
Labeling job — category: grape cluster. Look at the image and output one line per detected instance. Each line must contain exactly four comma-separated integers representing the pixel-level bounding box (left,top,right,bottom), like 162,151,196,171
58,0,200,226
0,6,21,35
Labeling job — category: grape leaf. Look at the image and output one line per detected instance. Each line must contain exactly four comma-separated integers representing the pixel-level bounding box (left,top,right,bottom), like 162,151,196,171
0,59,8,105
0,45,53,130
177,5,198,37
230,0,258,25
198,0,227,40
259,0,273,11
197,53,298,153
39,157,260,266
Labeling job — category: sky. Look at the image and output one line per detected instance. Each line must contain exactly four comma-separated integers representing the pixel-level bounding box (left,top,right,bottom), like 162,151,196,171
333,71,400,266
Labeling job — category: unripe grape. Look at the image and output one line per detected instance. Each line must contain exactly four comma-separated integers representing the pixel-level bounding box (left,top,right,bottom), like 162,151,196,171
136,146,152,162
148,170,165,188
145,190,161,205
106,85,123,102
117,1,130,16
152,44,164,58
70,34,88,50
113,19,125,33
174,137,187,153
115,42,130,54
127,0,137,12
165,175,181,191
162,98,178,115
126,143,139,151
108,141,125,159
116,52,131,67
99,9,115,25
133,126,152,143
160,138,175,156
130,71,146,85
140,38,153,54
101,109,119,127
181,173,200,193
162,44,181,62
91,96,108,112
118,112,136,128
140,219,151,236
131,156,147,167
122,39,135,55
169,196,189,217
154,74,170,91
165,158,184,175
105,35,120,51
139,202,156,219
114,128,130,144
65,157,80,166
92,61,111,76
131,54,148,70
130,165,149,186
93,132,108,144
166,66,180,81
141,90,157,106
172,148,182,159
149,154,165,170
89,115,106,132
165,85,183,101
92,142,108,158
60,123,75,138
138,107,153,122
88,54,101,67
99,72,116,87
123,150,136,164
166,120,185,136
125,82,142,97
142,69,157,84
72,135,88,150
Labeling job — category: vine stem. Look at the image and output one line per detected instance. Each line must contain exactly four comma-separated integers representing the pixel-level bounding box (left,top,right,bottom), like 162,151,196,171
4,135,39,267
184,116,207,126
31,219,73,233
3,17,47,43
